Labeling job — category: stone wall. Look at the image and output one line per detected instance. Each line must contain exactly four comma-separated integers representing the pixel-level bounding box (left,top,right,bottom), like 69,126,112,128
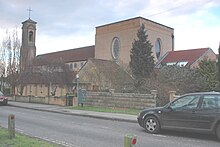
9,96,67,106
9,90,157,109
84,90,157,109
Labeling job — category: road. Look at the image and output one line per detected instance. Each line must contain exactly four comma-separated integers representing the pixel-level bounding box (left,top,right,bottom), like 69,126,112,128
0,105,220,147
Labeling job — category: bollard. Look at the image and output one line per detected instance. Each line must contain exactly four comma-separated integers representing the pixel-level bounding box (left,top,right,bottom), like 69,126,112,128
8,114,15,139
124,134,137,147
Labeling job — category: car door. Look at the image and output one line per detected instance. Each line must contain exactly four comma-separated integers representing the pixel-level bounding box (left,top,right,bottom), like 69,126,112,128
161,94,201,129
193,94,220,131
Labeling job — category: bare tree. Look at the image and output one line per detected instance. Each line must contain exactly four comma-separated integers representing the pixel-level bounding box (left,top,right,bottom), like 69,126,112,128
33,58,73,96
0,29,21,94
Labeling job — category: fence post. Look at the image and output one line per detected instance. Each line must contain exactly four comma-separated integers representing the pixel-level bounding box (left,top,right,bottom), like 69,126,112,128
150,90,157,107
8,114,15,139
169,91,176,102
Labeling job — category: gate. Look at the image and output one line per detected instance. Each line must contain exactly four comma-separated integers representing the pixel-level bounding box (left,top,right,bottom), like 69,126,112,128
78,89,86,106
66,93,73,106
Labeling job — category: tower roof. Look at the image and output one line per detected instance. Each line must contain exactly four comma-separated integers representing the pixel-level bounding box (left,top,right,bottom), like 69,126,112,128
22,18,37,24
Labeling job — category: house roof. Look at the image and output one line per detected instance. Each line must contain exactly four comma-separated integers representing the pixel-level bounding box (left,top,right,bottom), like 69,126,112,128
34,45,95,66
159,48,211,66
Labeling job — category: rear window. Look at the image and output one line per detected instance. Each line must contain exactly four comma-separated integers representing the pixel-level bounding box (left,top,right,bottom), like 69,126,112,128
201,95,220,108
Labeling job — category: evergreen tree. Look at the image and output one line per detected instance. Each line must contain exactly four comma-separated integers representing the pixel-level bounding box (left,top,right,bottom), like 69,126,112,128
198,59,218,91
129,24,154,81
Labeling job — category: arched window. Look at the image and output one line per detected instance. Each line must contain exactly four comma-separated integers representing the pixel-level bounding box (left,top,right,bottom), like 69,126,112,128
155,38,162,59
29,31,33,42
111,37,120,60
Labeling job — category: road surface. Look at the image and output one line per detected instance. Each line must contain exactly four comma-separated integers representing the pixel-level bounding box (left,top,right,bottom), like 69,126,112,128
0,106,219,147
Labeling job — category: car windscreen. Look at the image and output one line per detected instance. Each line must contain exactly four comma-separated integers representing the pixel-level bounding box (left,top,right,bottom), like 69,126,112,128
0,91,3,96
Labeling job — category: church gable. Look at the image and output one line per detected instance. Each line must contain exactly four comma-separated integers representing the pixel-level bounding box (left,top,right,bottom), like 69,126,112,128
95,17,174,65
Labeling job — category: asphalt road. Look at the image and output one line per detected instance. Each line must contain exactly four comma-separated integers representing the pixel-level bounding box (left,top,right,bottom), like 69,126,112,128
0,105,220,147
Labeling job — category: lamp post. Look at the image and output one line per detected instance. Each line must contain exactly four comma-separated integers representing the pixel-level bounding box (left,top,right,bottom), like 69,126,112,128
1,75,3,92
76,74,79,105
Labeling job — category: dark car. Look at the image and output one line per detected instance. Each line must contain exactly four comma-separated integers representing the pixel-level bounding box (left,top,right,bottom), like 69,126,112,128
137,92,220,140
0,91,8,105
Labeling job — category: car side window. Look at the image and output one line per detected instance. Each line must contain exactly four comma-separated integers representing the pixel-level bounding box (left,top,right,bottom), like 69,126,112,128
217,96,220,108
201,95,219,109
170,95,200,110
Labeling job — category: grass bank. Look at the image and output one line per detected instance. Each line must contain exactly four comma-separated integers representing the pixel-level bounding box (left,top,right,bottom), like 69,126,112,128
69,106,140,115
0,127,59,147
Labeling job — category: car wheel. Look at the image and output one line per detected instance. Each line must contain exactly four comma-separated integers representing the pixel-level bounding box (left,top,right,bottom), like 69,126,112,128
216,124,220,141
144,116,160,133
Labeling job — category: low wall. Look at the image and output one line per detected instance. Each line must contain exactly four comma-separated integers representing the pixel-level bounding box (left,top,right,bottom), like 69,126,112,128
49,97,66,106
9,96,67,106
9,90,157,109
84,90,157,109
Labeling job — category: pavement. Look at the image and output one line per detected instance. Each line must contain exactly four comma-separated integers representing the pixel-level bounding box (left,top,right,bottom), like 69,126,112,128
8,101,137,123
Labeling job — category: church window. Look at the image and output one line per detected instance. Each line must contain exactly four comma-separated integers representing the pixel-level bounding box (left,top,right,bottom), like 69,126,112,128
29,31,33,42
155,38,161,59
74,63,77,68
80,62,84,67
70,64,73,70
111,37,120,60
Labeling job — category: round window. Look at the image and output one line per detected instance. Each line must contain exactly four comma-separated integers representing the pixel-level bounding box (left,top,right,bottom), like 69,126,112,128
155,38,161,59
111,37,120,60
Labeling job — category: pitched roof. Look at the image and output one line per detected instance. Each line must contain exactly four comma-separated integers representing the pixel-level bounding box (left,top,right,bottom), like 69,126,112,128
22,18,37,24
79,58,134,90
34,45,95,66
89,59,132,82
160,48,210,66
19,71,76,85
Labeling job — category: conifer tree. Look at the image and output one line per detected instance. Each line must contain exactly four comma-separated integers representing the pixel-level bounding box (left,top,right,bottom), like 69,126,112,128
129,24,154,81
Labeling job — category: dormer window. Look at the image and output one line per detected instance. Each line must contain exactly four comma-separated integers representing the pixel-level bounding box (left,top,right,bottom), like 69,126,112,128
177,61,188,67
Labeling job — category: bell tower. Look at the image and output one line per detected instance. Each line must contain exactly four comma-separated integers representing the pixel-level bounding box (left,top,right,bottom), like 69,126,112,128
20,17,37,71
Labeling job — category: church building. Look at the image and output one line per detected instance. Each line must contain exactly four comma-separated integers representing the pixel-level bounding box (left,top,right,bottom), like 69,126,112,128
95,17,174,64
17,16,174,97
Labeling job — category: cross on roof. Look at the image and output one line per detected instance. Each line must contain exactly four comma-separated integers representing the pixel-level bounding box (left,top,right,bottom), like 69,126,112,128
27,8,32,19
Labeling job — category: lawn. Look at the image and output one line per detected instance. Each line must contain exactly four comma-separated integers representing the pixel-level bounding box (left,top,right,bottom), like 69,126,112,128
0,127,59,147
69,106,140,115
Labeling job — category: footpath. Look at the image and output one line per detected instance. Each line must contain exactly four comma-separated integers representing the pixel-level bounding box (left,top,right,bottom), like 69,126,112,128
8,101,137,123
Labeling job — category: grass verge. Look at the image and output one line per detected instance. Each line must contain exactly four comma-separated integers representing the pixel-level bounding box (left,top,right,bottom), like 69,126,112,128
69,106,140,115
0,127,59,147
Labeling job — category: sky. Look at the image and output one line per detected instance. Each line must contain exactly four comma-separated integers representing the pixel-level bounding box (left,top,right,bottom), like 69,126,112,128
0,0,220,55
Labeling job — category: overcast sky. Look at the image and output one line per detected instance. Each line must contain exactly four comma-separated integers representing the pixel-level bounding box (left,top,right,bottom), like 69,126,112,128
0,0,220,55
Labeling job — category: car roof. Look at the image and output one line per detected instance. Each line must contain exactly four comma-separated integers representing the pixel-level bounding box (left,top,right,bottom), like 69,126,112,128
182,91,220,96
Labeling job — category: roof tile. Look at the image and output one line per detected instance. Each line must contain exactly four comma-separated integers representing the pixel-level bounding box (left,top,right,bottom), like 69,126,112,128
161,48,210,65
34,45,95,66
